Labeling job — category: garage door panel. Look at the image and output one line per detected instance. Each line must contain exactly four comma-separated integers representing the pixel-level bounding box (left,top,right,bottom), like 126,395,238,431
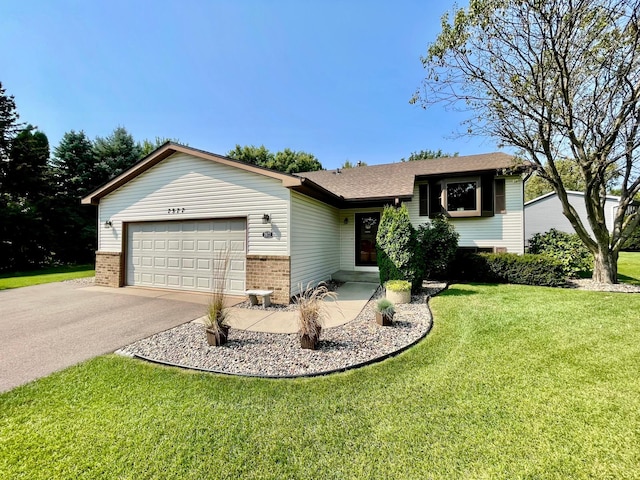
167,257,180,268
231,240,245,252
197,259,210,270
197,240,211,251
127,219,246,295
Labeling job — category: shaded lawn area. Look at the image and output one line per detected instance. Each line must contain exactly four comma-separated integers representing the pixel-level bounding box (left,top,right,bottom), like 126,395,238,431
618,251,640,285
0,264,94,290
1,284,639,479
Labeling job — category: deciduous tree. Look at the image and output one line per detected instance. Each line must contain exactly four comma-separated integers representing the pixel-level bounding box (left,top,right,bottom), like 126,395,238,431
227,145,323,173
400,149,458,162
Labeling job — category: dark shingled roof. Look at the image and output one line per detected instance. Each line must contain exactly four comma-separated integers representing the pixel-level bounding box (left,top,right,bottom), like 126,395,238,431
297,152,524,201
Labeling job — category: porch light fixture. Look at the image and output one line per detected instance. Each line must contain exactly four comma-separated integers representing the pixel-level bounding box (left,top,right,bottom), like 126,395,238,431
262,213,271,224
104,220,113,228
343,217,348,224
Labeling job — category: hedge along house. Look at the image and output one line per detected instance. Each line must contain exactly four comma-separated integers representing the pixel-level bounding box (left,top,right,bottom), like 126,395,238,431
82,143,528,304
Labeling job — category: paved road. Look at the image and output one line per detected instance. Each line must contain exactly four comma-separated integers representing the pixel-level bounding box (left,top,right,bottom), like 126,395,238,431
0,282,209,393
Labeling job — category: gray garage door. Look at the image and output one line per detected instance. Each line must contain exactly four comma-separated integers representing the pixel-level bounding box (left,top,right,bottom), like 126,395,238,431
126,219,246,295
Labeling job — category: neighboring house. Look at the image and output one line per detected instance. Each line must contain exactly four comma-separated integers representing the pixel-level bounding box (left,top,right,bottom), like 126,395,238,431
82,143,528,304
524,191,636,243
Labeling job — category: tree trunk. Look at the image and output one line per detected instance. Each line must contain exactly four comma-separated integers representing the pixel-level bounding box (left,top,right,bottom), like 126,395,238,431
592,249,618,284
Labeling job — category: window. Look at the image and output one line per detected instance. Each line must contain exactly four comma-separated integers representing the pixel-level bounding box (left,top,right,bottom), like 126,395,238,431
443,177,481,217
420,176,507,218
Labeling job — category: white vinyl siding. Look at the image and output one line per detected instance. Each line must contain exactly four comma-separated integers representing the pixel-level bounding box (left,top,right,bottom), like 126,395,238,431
127,219,246,295
407,176,524,253
98,152,290,255
524,191,622,243
290,192,340,296
338,207,383,272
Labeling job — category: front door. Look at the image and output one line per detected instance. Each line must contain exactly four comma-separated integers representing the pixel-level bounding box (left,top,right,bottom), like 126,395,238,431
355,212,380,266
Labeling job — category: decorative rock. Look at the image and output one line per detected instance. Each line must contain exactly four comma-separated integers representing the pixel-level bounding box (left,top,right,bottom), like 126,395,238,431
117,283,447,378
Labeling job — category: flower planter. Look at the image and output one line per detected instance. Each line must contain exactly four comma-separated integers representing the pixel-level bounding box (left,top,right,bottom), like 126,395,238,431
375,311,394,326
300,334,319,350
386,289,410,305
206,325,230,346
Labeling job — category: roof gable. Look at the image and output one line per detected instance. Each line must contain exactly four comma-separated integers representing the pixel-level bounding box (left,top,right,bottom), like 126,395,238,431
81,143,303,205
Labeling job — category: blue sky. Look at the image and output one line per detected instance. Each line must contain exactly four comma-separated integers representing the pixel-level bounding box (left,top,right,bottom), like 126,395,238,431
0,0,497,169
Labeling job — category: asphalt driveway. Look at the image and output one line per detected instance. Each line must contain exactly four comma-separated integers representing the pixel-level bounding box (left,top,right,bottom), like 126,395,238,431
0,281,212,393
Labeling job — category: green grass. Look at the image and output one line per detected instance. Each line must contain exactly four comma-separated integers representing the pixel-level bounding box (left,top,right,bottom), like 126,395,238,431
0,264,95,290
1,284,640,479
619,251,640,285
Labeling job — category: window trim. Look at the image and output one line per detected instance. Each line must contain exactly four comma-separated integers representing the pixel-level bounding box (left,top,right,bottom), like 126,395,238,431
442,176,482,217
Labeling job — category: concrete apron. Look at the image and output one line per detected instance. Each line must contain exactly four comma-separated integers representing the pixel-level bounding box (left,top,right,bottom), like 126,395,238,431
193,282,379,334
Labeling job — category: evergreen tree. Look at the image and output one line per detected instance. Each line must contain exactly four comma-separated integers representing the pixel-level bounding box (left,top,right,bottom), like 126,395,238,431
93,127,142,185
1,126,52,270
50,130,98,263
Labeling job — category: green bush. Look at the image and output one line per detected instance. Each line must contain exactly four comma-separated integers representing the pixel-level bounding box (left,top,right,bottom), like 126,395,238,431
376,205,423,290
622,224,640,251
416,215,459,279
449,251,566,287
528,229,592,277
385,279,411,292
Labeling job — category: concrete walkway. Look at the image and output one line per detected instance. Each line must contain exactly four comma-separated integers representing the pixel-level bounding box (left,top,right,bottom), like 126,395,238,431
195,282,379,334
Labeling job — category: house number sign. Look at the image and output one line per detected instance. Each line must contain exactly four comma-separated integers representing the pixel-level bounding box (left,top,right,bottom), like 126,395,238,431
167,208,185,214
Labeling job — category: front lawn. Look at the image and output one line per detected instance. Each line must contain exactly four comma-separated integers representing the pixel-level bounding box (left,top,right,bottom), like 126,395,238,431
0,264,95,290
1,284,639,478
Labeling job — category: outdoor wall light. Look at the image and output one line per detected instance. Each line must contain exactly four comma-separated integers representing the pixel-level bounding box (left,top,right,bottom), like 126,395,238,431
343,217,349,224
262,213,271,223
104,220,113,228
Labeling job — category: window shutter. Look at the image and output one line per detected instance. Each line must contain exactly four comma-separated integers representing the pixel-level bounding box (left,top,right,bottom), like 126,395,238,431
495,179,506,213
428,181,442,218
419,184,428,216
481,174,495,216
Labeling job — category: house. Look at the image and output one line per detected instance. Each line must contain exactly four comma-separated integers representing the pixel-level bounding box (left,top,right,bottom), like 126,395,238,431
524,191,636,243
81,143,529,304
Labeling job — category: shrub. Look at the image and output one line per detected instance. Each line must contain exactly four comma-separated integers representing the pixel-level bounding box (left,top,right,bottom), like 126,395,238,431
622,223,640,251
375,298,396,316
385,280,411,292
449,251,566,287
483,253,566,286
528,229,592,277
376,205,423,290
416,215,459,279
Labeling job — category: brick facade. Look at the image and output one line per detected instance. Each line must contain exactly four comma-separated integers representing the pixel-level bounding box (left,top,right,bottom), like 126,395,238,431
95,251,123,287
246,255,291,304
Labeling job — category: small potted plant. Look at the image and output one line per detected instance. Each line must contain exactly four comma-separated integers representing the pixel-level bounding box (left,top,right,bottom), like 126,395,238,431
295,282,337,350
375,298,395,326
385,280,411,304
204,292,230,346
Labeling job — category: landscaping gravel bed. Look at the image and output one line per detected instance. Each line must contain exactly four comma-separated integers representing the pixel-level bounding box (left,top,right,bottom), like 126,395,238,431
117,283,446,378
565,278,640,293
